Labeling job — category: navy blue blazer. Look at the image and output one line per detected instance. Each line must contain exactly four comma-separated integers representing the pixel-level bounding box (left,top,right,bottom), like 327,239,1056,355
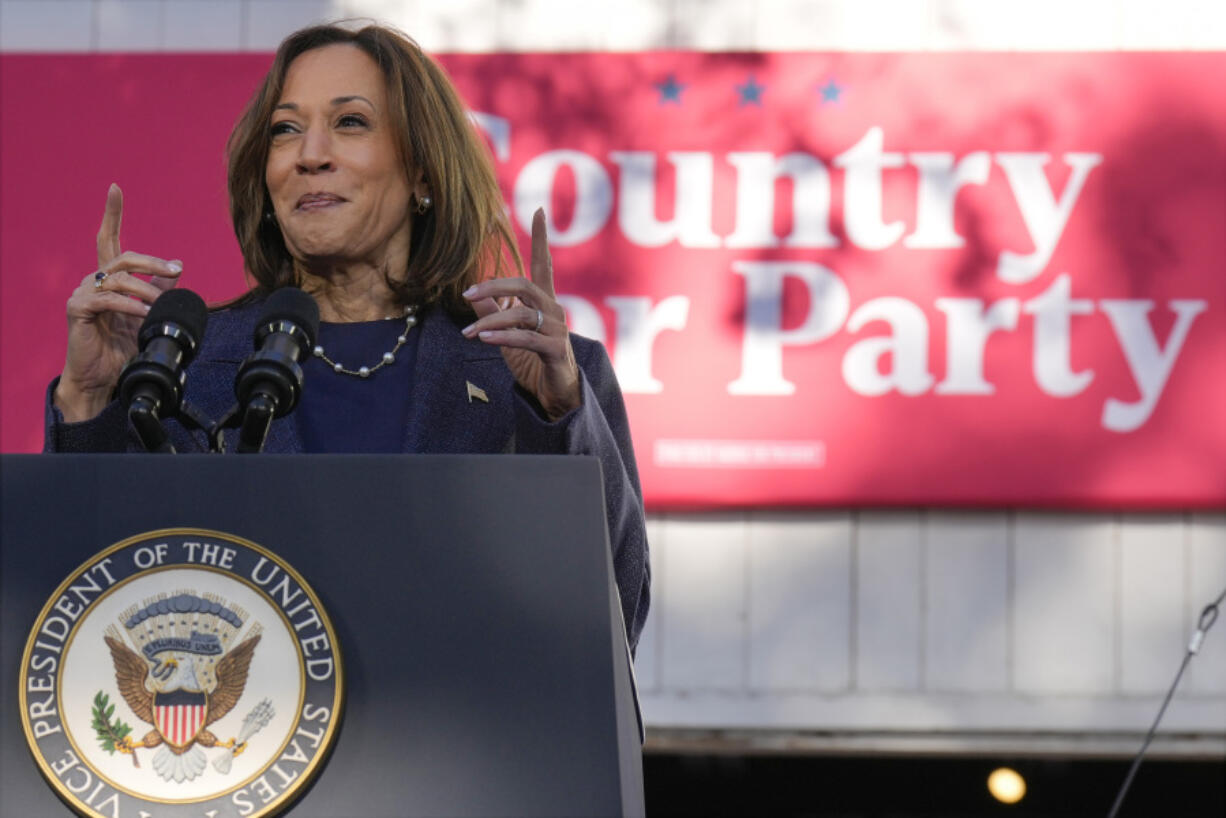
46,300,650,650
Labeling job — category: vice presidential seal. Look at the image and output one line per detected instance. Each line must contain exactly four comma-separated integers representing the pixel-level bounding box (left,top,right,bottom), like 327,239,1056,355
20,529,344,818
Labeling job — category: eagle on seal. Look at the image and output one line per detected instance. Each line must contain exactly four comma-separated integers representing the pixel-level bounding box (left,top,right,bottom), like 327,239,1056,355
104,633,261,783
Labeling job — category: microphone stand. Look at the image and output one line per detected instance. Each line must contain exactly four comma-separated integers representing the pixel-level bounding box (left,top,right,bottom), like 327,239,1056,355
208,400,276,454
209,405,239,454
237,395,276,454
128,397,219,454
128,396,175,453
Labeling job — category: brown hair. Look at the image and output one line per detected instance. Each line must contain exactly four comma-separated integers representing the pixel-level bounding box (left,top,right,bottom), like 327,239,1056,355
226,22,522,315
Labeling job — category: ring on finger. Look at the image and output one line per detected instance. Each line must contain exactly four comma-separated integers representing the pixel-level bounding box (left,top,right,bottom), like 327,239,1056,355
93,271,108,290
534,308,544,333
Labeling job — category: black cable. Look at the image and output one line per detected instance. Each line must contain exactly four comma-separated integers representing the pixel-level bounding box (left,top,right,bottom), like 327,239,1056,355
1106,585,1224,818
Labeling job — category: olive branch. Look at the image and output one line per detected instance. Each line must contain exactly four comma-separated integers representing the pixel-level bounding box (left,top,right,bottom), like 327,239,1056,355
91,691,139,767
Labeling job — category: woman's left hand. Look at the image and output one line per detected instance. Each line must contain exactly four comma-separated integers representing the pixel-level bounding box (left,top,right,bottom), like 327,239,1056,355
462,209,580,420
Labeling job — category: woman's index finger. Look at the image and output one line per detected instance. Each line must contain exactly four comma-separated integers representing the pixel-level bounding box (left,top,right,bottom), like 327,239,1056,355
530,208,555,298
96,183,124,268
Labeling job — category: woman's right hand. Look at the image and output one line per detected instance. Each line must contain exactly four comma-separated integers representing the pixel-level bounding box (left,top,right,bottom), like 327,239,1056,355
54,184,183,422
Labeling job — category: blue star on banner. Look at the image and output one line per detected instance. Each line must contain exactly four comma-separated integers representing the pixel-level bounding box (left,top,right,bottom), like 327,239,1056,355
736,75,765,106
818,78,843,104
655,74,685,104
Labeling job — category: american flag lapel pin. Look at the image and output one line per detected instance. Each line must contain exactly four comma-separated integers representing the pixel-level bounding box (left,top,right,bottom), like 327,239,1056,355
466,381,489,404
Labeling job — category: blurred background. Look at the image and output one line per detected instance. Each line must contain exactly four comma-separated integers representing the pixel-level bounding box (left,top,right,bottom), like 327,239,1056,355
1,1,1223,815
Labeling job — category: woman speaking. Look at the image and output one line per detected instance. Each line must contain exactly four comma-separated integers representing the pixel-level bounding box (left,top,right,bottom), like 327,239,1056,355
44,22,649,651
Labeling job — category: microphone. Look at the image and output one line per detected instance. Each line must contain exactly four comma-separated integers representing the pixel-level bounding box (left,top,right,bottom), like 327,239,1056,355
117,288,209,453
234,287,319,453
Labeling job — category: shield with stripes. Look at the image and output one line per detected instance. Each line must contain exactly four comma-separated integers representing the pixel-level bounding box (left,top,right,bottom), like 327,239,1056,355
153,689,208,750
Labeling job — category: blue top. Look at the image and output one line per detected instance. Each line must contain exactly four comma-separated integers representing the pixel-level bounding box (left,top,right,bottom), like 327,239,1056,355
299,318,421,453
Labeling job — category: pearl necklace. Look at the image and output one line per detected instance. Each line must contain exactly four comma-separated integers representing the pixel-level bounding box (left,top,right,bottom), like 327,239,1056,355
312,305,418,378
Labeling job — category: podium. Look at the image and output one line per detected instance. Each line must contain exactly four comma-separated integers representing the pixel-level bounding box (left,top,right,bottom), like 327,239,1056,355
1,454,643,817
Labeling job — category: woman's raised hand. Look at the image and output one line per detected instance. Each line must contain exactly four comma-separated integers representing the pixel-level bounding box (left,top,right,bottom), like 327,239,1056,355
54,184,183,422
462,209,581,421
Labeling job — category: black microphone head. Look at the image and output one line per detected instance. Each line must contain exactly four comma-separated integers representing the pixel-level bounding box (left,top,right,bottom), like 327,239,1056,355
258,287,320,350
139,288,209,350
238,288,319,421
120,287,207,418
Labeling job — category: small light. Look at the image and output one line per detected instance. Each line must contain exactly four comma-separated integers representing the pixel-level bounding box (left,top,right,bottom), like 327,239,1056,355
987,767,1026,804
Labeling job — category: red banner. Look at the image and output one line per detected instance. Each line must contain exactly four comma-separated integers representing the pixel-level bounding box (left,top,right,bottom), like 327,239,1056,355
2,53,1224,508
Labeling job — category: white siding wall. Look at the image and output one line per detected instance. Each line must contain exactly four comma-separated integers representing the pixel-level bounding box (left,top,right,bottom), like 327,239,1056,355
4,0,1226,51
3,0,1223,755
640,512,1225,754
